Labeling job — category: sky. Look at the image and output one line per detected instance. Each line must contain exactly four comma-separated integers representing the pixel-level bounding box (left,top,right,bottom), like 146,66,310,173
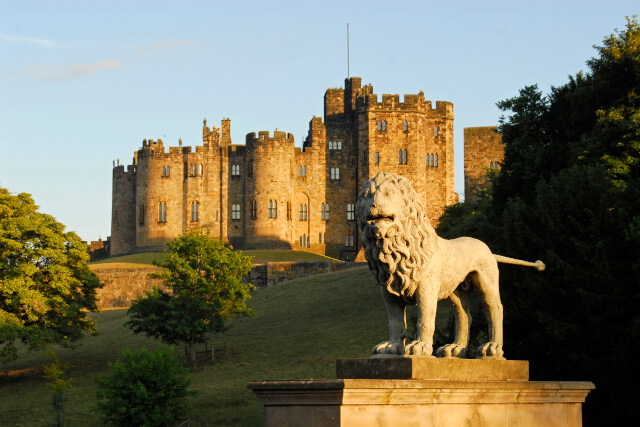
0,0,637,242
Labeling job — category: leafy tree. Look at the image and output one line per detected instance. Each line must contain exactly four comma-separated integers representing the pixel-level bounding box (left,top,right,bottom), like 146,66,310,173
96,347,193,426
438,17,640,425
0,187,102,363
126,231,254,366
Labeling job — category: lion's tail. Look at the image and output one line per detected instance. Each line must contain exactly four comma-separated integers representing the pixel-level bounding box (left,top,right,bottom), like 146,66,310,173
494,255,545,271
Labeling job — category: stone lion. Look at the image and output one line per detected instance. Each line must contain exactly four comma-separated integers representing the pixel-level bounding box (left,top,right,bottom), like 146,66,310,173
356,172,505,359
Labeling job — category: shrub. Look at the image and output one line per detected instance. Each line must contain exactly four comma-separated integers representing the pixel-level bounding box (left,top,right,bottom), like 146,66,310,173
96,347,193,426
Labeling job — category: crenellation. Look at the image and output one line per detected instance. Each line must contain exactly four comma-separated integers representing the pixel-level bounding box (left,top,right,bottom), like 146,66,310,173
111,77,496,260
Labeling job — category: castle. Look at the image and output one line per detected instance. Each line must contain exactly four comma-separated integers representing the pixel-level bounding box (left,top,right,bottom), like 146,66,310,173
111,77,502,260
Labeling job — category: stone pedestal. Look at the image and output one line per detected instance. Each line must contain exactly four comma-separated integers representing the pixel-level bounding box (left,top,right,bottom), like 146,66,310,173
248,359,594,427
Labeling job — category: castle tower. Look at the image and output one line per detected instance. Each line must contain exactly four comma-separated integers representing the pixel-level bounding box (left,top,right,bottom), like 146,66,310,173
111,164,136,256
245,130,295,248
464,127,503,202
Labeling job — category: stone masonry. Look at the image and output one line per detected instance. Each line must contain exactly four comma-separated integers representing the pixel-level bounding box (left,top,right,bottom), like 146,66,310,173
464,126,504,202
111,77,501,260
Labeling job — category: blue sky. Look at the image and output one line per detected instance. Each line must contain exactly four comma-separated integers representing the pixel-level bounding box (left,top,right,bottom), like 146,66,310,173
0,0,636,241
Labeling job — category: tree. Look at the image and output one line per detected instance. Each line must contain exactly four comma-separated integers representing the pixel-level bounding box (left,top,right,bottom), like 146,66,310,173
438,17,640,425
126,230,254,366
0,187,102,363
96,347,193,426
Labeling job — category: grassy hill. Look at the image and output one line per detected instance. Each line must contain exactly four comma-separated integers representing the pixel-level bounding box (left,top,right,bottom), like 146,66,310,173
91,249,337,266
0,267,452,426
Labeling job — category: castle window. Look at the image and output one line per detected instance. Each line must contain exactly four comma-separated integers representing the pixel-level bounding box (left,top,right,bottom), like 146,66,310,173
307,235,310,248
321,203,325,220
269,200,277,218
329,141,342,150
435,154,438,167
299,166,303,176
190,164,195,176
330,167,340,180
139,204,145,226
399,149,408,165
166,166,170,176
300,236,303,247
404,120,408,131
345,235,354,247
191,201,199,222
347,203,355,221
303,166,306,176
435,126,439,137
325,203,330,221
382,120,387,131
398,150,407,165
158,202,167,223
199,164,203,175
299,204,308,221
377,121,382,131
231,204,241,220
162,166,166,176
231,164,240,176
252,200,257,219
324,233,326,243
375,152,379,164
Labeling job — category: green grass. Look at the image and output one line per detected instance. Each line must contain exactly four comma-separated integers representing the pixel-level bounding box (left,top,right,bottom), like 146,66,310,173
91,249,335,266
0,267,453,426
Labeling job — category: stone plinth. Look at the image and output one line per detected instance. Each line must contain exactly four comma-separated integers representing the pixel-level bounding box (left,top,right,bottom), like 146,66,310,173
248,359,594,427
337,357,529,381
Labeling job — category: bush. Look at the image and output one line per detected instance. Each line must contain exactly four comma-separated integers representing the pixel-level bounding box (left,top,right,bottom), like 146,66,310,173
96,347,193,426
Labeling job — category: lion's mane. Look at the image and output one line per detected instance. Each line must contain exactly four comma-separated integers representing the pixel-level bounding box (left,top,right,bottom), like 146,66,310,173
359,173,439,299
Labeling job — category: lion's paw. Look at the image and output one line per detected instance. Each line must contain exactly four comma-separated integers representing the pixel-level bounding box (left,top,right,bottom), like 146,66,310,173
404,340,435,357
476,342,505,359
436,343,467,358
372,341,404,356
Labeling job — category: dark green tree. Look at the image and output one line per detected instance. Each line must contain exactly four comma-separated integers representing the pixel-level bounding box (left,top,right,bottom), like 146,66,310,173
96,347,193,426
0,187,102,363
438,17,640,425
126,230,254,366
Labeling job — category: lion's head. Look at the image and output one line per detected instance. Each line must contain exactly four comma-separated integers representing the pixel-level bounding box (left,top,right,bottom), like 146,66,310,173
356,172,438,299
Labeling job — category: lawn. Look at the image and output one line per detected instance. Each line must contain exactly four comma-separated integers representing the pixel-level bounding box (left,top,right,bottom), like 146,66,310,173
91,249,335,266
0,267,453,426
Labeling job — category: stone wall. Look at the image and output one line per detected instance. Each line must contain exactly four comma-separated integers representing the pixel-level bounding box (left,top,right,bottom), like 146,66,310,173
90,264,163,309
91,261,365,308
464,127,504,202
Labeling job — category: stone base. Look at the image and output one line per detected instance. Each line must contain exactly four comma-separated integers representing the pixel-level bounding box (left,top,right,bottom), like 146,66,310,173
248,359,594,427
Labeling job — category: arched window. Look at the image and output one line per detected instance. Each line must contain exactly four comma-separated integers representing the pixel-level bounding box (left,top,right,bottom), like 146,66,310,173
252,200,257,219
434,126,439,137
166,166,170,176
195,201,199,221
162,166,166,176
399,149,403,163
299,166,303,176
377,121,383,131
159,202,162,222
431,154,434,167
299,236,303,246
199,164,203,175
435,154,438,167
403,120,408,131
375,152,379,164
191,201,199,222
303,166,306,176
490,161,494,169
272,200,277,218
307,235,310,248
303,234,306,247
382,120,387,131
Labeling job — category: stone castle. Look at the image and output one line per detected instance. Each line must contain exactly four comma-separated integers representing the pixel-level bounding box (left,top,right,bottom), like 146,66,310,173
111,77,501,260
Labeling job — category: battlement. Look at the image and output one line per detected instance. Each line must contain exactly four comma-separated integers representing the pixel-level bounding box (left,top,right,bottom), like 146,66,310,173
246,130,295,148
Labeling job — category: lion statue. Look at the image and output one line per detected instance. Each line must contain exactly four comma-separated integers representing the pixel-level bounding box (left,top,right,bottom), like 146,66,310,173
356,172,507,359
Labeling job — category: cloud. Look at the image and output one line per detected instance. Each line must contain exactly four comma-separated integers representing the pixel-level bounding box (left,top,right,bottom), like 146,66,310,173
0,34,64,48
137,39,195,57
5,59,120,81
